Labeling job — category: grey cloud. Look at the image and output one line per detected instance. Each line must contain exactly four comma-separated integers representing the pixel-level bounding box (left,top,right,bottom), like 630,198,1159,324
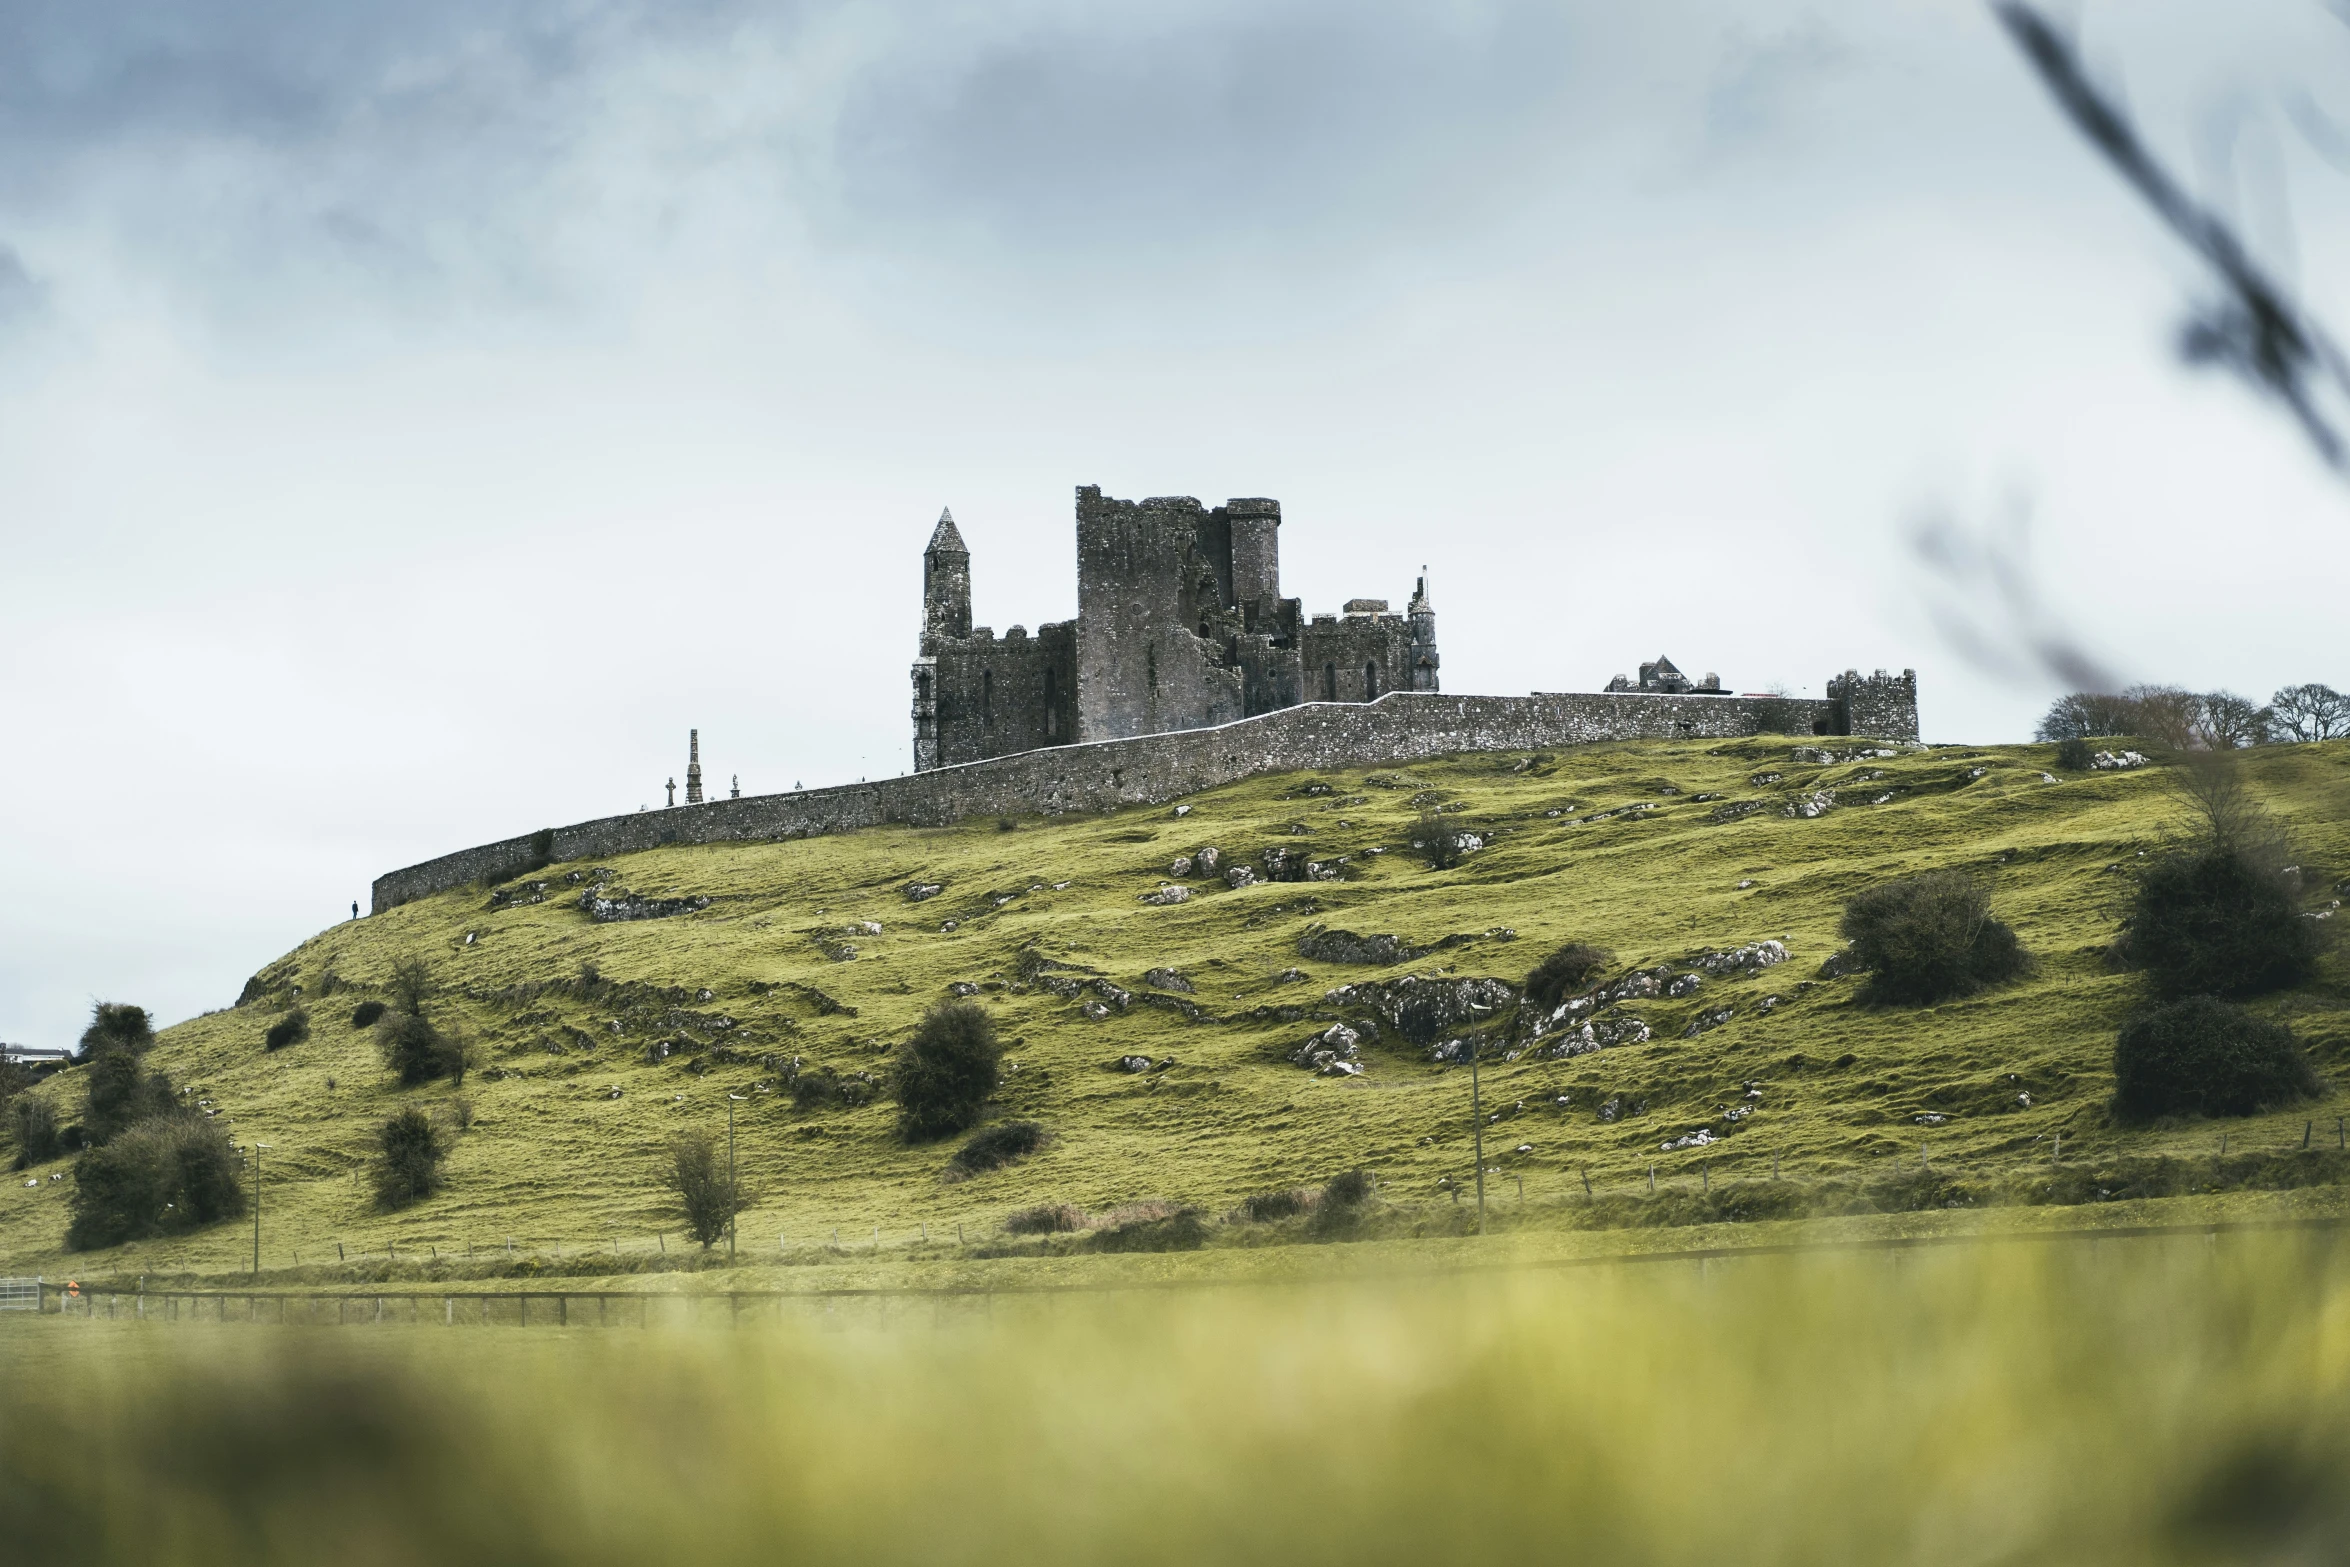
0,242,41,323
829,3,1581,257
1705,19,1846,145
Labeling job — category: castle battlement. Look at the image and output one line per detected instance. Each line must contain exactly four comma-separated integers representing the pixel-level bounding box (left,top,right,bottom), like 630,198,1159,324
912,486,1438,773
366,483,1921,912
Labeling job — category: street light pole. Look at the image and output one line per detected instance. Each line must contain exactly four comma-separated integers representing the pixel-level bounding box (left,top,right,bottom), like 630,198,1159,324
248,1143,272,1275
726,1095,746,1262
1468,1039,1487,1234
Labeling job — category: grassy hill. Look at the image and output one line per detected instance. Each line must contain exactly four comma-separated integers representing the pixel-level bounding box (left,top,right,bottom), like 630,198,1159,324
7,737,2348,1279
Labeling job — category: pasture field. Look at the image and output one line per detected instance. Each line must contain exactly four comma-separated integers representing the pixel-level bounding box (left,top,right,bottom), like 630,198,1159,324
6,1228,2349,1565
5,737,2346,1281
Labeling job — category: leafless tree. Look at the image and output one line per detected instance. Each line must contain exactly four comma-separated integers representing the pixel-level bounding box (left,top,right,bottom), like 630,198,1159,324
2124,684,2206,751
2033,690,2142,741
2271,681,2350,740
2194,690,2275,750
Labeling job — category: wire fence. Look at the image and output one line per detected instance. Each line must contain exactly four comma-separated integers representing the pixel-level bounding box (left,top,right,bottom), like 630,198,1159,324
12,1212,2350,1328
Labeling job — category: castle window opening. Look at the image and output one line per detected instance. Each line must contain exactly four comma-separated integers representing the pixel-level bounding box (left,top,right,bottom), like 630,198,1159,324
982,669,994,728
1364,662,1380,700
1044,667,1059,738
1323,662,1336,701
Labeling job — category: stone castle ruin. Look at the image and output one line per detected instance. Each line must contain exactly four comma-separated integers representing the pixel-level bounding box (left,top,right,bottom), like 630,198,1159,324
371,482,1920,911
913,487,1438,771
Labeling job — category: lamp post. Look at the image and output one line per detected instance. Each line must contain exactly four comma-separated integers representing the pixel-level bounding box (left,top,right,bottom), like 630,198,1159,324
726,1095,746,1262
246,1143,273,1275
1467,1041,1486,1234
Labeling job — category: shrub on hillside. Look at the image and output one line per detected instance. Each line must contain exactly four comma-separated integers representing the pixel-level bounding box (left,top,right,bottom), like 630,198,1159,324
666,1131,745,1249
892,1002,1001,1142
376,1012,454,1086
80,1034,177,1146
1308,1169,1376,1238
65,1114,245,1251
9,1095,61,1169
1521,942,1615,1014
263,1008,311,1053
1090,1206,1208,1253
1237,1187,1312,1222
350,1000,387,1029
1322,1169,1375,1208
1004,1203,1086,1235
2111,997,2317,1122
2052,737,2095,771
388,958,434,1018
944,1120,1050,1182
789,1069,876,1112
372,1108,448,1210
1416,805,1466,871
1838,871,2033,1005
2119,846,2322,1000
75,1002,156,1061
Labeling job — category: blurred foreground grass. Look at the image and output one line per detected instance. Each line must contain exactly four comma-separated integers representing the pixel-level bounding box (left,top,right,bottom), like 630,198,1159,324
7,1230,2349,1565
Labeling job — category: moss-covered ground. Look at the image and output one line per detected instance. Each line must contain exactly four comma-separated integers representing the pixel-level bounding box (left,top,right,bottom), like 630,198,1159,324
6,737,2347,1281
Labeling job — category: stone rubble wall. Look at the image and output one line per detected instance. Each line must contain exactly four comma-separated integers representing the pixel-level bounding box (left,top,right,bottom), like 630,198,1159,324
372,686,1891,913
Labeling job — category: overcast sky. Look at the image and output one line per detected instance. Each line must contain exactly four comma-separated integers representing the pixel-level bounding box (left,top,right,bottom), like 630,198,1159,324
5,0,2348,1046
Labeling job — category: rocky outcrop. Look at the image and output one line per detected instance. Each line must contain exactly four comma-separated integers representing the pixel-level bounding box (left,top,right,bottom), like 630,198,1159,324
578,890,711,923
1296,926,1429,966
1325,974,1515,1044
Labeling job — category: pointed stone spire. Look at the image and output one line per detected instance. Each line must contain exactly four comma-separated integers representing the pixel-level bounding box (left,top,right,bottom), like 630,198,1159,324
686,730,703,805
921,506,972,652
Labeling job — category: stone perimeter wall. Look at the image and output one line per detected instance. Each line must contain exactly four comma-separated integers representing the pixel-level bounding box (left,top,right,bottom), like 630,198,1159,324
370,688,1913,913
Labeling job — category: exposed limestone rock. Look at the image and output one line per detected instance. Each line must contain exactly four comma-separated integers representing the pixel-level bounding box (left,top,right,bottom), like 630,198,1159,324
578,891,712,923
903,882,944,902
1694,940,1788,975
1288,1023,1364,1074
1139,885,1191,906
1142,968,1194,993
1328,974,1515,1044
1296,926,1430,966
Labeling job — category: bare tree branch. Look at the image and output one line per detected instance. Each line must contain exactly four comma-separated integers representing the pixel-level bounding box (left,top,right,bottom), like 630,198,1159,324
1995,2,2350,470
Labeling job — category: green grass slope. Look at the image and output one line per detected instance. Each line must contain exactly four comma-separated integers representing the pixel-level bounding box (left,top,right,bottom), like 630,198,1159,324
7,738,2348,1277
